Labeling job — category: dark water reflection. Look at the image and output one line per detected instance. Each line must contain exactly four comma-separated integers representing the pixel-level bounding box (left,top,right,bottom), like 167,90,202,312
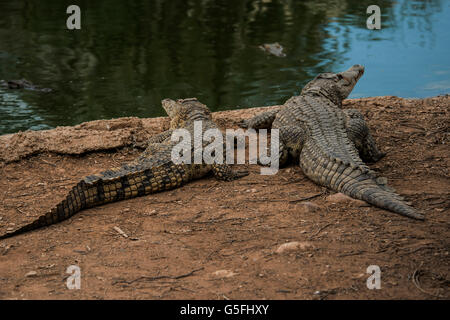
0,0,448,134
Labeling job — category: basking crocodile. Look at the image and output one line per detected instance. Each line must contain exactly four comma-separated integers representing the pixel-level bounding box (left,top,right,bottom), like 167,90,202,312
0,98,247,240
240,65,424,220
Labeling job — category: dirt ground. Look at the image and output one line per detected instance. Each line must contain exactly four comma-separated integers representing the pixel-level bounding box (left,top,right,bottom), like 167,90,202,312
0,96,448,300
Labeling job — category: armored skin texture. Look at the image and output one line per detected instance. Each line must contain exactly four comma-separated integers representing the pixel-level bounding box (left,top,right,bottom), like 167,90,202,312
240,65,424,220
0,98,247,240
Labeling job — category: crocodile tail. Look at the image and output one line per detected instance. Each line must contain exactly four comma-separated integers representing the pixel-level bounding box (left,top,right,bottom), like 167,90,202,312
329,163,424,220
0,181,90,240
0,162,187,240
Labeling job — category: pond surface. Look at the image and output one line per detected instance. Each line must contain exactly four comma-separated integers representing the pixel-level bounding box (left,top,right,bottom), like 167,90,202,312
0,0,449,134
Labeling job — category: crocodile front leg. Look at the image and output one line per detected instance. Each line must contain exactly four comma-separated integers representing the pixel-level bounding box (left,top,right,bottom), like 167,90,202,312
343,109,385,163
149,129,174,144
212,164,248,181
238,109,279,129
132,130,174,149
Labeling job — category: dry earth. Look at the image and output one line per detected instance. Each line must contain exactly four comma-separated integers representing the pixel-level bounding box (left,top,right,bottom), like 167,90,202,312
0,96,448,300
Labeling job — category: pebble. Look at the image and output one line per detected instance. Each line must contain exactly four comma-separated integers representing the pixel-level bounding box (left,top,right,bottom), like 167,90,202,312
276,241,314,254
298,202,321,213
211,270,237,279
25,271,37,277
326,193,368,207
326,193,353,203
144,209,157,216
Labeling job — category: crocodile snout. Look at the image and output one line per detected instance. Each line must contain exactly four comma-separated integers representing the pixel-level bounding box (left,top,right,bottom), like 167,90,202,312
352,64,365,77
340,64,365,81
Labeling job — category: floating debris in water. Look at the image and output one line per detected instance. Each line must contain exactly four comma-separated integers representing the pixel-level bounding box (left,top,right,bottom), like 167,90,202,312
258,42,286,57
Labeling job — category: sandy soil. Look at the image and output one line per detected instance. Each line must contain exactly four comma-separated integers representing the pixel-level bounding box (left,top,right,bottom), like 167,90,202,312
0,96,448,300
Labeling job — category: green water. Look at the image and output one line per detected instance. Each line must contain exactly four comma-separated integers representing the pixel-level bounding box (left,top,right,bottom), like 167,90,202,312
0,0,449,134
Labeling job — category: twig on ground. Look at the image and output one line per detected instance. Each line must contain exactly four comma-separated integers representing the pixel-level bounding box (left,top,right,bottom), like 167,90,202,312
337,250,365,257
244,194,321,203
113,226,128,238
41,159,56,167
113,267,204,285
309,223,332,240
412,265,445,298
289,193,323,203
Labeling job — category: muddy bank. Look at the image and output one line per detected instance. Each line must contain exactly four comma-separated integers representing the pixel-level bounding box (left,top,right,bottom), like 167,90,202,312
0,103,280,164
0,96,448,300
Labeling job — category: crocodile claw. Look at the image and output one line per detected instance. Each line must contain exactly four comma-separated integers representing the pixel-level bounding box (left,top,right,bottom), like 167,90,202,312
233,170,249,179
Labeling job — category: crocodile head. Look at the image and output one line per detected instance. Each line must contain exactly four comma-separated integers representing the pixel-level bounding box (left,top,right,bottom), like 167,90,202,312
301,64,365,106
162,98,212,128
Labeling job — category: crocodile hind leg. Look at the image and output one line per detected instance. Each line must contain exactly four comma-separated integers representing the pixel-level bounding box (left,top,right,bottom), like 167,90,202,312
256,125,306,168
134,142,173,164
238,109,279,129
343,109,386,163
343,109,400,194
272,125,307,167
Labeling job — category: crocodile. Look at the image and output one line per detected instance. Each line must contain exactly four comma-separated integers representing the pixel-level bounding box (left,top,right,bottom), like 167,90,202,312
0,98,247,240
0,79,52,92
239,65,424,220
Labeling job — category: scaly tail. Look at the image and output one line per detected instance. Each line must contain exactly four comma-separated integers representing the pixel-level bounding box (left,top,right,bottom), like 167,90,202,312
330,163,424,220
300,148,424,220
0,180,91,240
0,161,187,240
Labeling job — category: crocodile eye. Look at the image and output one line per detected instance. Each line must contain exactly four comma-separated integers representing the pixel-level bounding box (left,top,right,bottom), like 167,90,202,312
316,73,336,80
336,73,352,85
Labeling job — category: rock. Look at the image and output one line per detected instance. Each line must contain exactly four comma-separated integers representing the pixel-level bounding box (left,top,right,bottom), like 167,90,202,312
353,200,370,207
326,193,369,207
25,271,37,277
298,202,321,213
211,270,237,279
144,209,157,216
326,193,353,203
276,241,314,254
